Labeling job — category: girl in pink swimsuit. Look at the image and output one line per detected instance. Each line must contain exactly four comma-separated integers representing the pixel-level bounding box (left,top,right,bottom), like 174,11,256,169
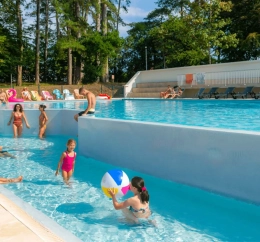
55,139,76,185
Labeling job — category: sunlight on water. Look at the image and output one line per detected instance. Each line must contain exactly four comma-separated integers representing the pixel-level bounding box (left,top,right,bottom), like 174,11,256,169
1,136,260,241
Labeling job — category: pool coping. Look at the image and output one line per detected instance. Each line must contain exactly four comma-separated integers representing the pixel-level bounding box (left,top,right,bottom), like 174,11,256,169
0,186,82,242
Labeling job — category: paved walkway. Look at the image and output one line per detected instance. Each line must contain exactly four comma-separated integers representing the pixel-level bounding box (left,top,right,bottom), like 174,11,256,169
0,194,64,242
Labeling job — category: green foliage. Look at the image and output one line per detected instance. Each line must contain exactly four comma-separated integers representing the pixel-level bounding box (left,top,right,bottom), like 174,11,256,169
0,0,259,84
220,0,260,61
81,31,122,83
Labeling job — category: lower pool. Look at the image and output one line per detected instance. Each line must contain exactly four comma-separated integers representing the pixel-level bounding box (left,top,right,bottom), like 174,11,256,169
1,136,260,241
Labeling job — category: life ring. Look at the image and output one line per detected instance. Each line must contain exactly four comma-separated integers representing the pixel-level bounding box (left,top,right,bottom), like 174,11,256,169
8,89,24,102
97,93,111,99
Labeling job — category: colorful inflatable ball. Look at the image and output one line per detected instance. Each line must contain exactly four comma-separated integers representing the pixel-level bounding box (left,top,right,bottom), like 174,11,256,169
101,169,130,198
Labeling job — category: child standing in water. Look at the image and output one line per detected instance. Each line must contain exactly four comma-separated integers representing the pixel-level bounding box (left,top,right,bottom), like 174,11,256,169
39,104,48,139
55,139,76,185
108,176,151,223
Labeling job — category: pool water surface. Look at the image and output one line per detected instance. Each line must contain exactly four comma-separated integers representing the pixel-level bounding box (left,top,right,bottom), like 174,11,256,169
1,136,260,241
2,99,260,132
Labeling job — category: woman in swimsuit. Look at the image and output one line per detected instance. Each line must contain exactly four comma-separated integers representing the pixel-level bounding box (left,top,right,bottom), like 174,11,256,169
108,176,151,222
55,139,76,185
39,104,48,139
7,103,30,138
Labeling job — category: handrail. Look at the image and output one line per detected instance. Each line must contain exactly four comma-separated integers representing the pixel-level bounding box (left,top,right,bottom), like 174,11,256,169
124,71,141,97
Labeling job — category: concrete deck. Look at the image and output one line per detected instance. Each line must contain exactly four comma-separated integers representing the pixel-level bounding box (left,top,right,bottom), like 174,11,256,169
0,194,64,242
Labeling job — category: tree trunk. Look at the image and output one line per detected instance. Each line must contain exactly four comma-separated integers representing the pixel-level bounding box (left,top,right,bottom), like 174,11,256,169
101,3,108,82
35,0,40,84
116,0,121,31
75,1,82,84
16,0,23,86
44,0,49,83
55,10,60,39
68,48,72,85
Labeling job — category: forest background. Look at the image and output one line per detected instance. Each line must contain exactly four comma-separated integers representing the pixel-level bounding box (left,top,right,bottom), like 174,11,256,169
0,0,259,87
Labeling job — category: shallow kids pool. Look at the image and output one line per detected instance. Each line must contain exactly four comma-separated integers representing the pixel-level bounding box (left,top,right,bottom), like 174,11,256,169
1,136,260,242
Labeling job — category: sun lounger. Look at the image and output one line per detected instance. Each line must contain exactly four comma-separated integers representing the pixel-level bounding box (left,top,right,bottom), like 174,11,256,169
214,87,235,99
232,86,255,99
52,89,64,100
195,88,205,98
30,91,42,101
41,90,54,100
254,93,260,99
198,87,219,99
74,89,84,99
63,89,75,100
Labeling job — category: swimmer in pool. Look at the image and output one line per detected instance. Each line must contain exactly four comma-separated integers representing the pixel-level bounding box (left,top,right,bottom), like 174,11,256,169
108,176,151,223
0,146,16,159
74,88,96,122
0,176,23,184
55,139,76,185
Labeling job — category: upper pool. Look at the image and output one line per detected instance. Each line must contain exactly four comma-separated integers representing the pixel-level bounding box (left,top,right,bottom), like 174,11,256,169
2,99,260,131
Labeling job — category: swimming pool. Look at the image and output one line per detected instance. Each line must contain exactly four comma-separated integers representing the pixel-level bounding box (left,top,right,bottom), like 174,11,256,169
1,136,260,242
2,99,260,131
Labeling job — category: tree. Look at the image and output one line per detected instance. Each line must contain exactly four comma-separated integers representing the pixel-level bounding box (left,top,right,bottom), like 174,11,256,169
221,0,260,61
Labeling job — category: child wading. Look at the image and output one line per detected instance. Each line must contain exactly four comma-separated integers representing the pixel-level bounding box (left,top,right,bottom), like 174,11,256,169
55,139,76,185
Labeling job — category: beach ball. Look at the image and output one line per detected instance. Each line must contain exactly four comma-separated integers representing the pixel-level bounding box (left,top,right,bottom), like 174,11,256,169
101,169,130,198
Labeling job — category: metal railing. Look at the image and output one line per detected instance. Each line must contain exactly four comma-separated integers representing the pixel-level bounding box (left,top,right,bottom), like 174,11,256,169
178,69,260,87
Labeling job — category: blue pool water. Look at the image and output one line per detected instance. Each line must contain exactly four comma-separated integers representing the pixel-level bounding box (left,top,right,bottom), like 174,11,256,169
1,136,260,241
2,99,260,131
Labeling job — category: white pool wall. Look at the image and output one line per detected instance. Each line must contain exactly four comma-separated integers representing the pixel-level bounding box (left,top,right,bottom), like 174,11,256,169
0,109,78,136
1,106,260,204
78,116,260,205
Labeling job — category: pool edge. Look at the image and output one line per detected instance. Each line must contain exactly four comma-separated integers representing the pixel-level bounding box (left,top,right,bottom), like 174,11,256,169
0,186,82,242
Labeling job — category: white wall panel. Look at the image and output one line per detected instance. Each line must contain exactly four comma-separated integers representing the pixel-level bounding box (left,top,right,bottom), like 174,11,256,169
78,117,260,204
0,109,78,137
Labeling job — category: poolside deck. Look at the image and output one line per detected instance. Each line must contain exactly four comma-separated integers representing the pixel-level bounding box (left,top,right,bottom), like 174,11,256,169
0,194,64,242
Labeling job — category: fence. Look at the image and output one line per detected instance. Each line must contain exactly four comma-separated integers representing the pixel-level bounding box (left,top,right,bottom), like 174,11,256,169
178,69,260,87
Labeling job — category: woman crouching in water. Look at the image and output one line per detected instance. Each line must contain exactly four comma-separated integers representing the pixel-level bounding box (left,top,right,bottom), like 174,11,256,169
39,104,48,139
108,176,151,223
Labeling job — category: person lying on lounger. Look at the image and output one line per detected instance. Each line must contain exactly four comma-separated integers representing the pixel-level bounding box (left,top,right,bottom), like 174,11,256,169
0,89,8,103
160,85,172,99
164,88,177,99
174,86,183,98
21,87,32,101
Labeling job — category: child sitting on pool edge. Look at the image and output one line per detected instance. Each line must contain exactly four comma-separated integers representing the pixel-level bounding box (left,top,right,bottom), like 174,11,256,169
108,176,151,223
55,139,76,185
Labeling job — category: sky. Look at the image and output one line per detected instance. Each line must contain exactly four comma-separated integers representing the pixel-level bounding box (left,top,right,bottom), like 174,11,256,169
22,0,157,38
119,0,157,37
